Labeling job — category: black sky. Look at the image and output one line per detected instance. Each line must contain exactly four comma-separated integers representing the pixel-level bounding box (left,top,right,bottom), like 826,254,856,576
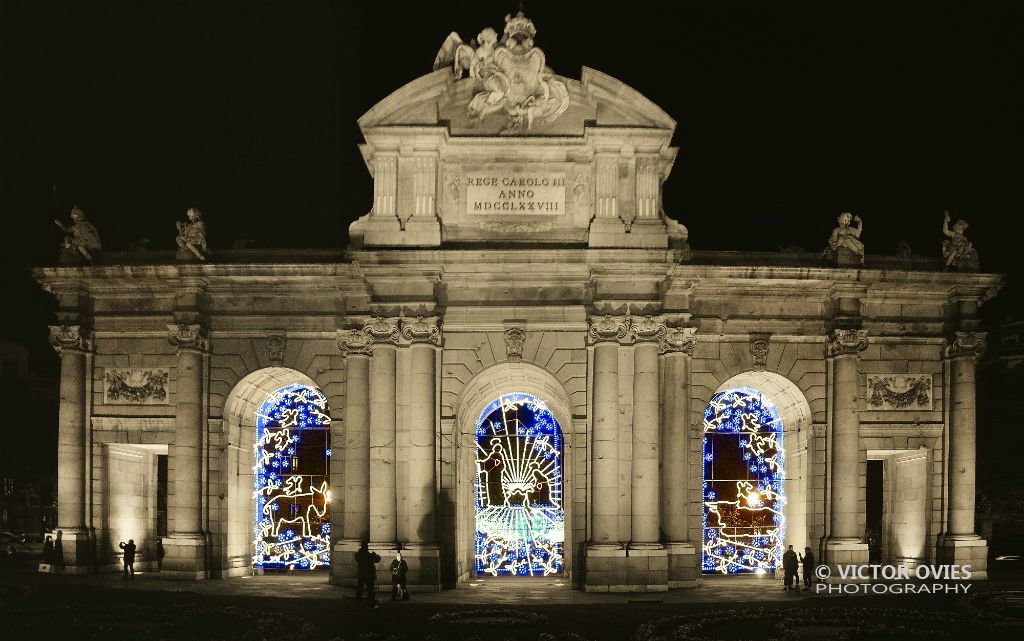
2,0,1022,368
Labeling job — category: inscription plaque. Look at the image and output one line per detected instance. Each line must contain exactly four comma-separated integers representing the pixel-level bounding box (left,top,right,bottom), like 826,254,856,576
466,173,565,214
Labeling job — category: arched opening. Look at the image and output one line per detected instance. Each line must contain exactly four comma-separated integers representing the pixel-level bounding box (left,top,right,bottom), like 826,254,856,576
221,367,333,576
473,393,564,576
252,383,331,570
701,371,811,575
452,362,576,585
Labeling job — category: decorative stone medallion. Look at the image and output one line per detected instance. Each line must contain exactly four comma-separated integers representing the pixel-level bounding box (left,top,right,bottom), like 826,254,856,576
866,375,932,410
103,369,169,405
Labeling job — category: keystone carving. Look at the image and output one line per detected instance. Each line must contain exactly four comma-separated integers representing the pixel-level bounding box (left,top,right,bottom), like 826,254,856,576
750,333,771,370
827,329,868,357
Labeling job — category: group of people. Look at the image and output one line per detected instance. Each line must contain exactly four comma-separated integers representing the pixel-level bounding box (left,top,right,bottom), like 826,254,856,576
354,541,410,608
781,544,814,591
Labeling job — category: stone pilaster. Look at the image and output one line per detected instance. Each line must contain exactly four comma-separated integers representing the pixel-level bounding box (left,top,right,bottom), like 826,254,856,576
49,325,94,572
401,316,441,591
824,329,869,573
366,317,400,548
660,327,697,587
331,328,372,585
163,323,209,578
940,331,988,578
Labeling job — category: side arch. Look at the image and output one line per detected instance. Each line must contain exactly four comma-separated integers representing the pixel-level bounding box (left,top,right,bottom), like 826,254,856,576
217,366,336,577
702,371,814,573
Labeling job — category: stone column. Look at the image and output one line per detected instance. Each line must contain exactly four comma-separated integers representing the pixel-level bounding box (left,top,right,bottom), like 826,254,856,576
587,315,627,548
941,331,988,577
401,317,442,590
49,325,92,570
660,327,698,586
629,316,666,547
164,323,208,578
825,329,869,571
332,329,372,585
365,317,400,549
585,315,630,592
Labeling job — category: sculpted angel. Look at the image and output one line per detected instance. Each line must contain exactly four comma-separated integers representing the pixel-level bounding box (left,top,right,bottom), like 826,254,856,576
941,211,977,269
432,12,569,134
54,206,101,262
176,207,208,260
824,212,864,263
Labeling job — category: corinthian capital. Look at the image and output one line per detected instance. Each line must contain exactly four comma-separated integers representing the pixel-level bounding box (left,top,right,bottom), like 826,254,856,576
630,315,667,344
401,316,441,345
336,329,372,356
588,314,630,345
660,327,697,355
167,324,208,353
827,328,868,357
363,316,401,346
946,331,986,360
48,325,92,353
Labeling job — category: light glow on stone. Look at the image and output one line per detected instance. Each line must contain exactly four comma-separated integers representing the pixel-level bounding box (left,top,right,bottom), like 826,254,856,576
252,383,331,570
702,386,786,574
474,393,564,576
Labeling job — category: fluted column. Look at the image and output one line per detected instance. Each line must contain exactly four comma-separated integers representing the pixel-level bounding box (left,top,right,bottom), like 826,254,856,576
401,317,441,546
165,323,208,576
337,330,372,543
49,325,92,565
827,329,868,542
945,331,985,536
660,328,696,543
365,317,400,546
588,315,628,547
630,316,667,547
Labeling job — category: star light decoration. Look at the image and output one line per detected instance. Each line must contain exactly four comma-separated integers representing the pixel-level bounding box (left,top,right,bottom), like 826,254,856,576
474,393,564,576
252,383,332,570
702,386,786,574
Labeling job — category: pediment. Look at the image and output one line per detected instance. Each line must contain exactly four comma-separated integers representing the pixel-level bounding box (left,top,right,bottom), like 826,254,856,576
358,66,675,136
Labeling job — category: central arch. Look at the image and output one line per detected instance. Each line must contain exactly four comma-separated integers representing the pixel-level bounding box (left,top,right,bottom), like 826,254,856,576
453,362,576,584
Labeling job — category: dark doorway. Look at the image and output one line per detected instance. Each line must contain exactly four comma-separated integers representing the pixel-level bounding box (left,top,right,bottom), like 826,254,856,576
157,454,168,538
866,459,883,563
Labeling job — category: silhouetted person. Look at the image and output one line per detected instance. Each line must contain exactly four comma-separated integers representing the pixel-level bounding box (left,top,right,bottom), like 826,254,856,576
390,551,409,601
42,536,54,564
354,541,380,607
119,539,137,579
800,547,815,591
782,544,798,590
156,538,165,568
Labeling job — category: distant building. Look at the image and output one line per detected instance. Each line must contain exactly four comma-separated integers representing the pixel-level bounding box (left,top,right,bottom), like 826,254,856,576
34,13,1002,589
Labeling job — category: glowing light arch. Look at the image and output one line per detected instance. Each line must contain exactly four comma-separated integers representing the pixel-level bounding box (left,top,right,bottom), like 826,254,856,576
474,392,564,576
702,385,786,574
252,382,331,570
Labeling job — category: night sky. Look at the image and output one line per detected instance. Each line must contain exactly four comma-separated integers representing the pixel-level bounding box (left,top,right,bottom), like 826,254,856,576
2,0,1022,368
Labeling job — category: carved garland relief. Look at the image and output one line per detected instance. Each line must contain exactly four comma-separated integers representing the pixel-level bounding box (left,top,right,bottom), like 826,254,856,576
866,375,933,410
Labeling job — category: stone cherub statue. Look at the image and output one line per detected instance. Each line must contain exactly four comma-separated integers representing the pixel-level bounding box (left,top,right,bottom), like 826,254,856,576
176,207,208,260
824,212,864,264
433,12,569,134
941,210,978,270
53,206,101,262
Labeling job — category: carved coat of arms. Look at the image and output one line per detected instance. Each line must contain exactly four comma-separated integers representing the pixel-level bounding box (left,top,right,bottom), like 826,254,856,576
433,12,569,135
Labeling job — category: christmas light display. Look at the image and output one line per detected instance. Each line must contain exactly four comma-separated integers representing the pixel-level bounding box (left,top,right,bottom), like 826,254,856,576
702,386,786,574
252,383,331,570
475,393,564,576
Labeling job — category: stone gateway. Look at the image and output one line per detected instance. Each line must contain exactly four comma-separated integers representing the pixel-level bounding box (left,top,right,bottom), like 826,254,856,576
34,13,1001,591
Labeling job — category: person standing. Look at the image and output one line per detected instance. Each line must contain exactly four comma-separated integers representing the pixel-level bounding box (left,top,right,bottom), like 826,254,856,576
800,547,815,591
119,539,137,580
782,544,798,590
354,541,381,607
42,536,54,564
390,551,409,601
